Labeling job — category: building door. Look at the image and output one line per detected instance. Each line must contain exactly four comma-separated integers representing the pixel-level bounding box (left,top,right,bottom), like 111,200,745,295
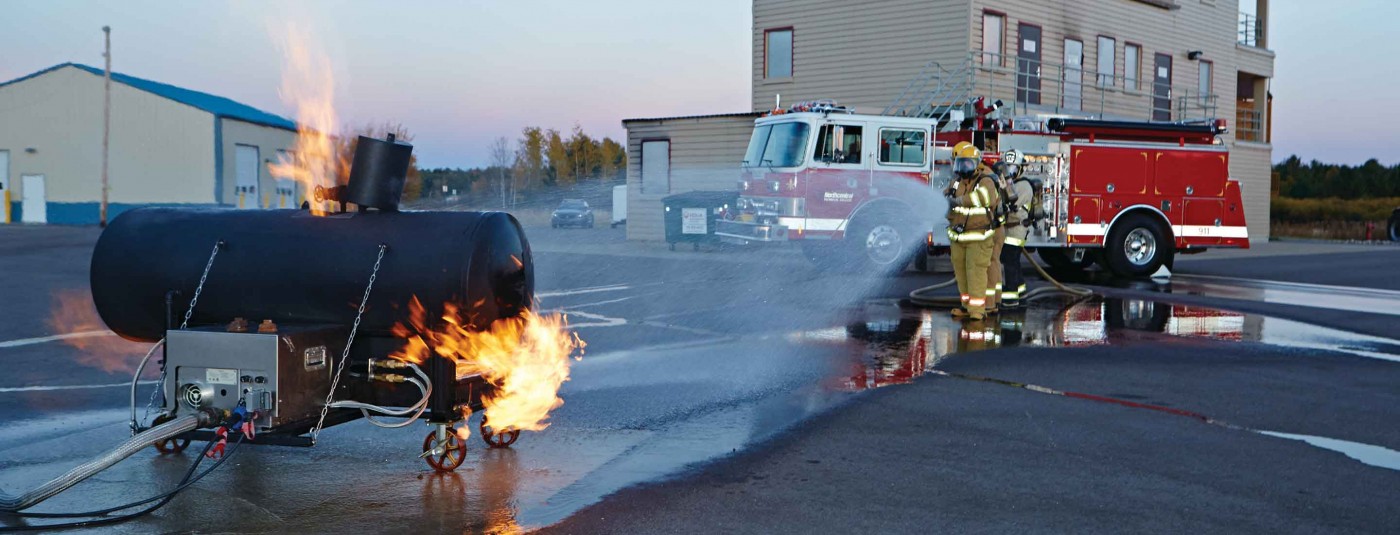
1152,53,1173,121
275,149,296,208
21,174,46,223
1062,38,1083,111
235,144,260,209
1016,24,1042,106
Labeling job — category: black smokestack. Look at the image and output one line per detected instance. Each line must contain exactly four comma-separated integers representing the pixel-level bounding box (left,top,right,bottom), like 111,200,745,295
345,133,413,211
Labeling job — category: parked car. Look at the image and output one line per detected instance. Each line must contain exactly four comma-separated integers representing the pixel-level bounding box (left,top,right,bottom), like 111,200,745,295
551,199,595,228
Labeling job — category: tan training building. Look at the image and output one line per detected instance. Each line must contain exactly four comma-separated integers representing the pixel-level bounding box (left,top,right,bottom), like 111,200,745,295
625,0,1274,241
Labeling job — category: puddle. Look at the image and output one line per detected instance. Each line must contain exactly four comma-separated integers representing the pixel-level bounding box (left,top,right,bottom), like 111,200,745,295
801,296,1400,473
1259,431,1400,472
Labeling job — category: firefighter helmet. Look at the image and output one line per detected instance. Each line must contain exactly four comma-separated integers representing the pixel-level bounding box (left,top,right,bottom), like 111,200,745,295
1000,149,1024,179
952,142,981,178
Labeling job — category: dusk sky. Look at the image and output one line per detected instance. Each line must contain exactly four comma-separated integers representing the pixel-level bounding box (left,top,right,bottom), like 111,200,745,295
2,1,1395,168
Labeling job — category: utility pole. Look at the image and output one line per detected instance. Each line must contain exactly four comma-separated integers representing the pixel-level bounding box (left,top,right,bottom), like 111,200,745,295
100,26,111,227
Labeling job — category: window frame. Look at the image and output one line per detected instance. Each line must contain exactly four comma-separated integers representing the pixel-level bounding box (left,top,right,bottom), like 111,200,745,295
1096,35,1116,88
763,27,794,79
1123,42,1142,92
639,138,671,195
876,127,928,167
981,10,1006,67
1198,59,1214,105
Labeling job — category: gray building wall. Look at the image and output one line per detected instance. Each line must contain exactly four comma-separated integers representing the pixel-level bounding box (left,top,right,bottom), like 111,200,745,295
623,114,760,241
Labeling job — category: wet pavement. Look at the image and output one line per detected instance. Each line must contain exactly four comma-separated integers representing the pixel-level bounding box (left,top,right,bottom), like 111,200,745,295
1,224,1398,532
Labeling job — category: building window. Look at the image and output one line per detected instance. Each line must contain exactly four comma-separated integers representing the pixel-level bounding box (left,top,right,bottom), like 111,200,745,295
878,129,926,166
1096,36,1115,87
981,12,1005,66
640,140,670,194
765,28,793,79
1198,60,1213,105
1124,43,1141,91
813,124,863,165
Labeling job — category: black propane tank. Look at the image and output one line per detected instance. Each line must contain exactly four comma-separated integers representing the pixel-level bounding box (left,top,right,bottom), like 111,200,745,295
90,134,533,343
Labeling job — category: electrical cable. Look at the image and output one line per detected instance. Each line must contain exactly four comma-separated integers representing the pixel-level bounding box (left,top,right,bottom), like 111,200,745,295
128,338,164,435
328,363,433,429
0,434,245,532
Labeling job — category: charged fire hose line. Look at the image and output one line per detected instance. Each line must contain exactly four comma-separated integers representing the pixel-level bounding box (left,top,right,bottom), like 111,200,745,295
0,414,202,512
906,248,1094,308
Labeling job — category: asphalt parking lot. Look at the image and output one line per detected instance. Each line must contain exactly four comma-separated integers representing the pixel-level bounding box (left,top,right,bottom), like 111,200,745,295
1,220,1398,533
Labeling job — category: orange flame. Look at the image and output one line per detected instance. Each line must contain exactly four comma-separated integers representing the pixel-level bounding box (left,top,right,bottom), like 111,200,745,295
392,297,584,433
47,290,148,373
267,25,345,215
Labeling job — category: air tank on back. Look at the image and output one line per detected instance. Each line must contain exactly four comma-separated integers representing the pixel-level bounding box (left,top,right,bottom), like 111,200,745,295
90,134,534,343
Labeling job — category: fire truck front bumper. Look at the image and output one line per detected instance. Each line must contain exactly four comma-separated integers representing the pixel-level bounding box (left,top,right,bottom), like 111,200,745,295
716,219,789,243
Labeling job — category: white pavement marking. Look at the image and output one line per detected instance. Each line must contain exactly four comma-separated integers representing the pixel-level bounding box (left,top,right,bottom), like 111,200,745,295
565,310,628,328
565,295,640,309
0,380,157,394
0,330,115,349
537,284,632,298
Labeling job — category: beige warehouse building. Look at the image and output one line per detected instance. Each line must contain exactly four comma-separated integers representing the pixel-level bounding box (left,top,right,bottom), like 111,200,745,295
0,63,298,225
625,0,1274,241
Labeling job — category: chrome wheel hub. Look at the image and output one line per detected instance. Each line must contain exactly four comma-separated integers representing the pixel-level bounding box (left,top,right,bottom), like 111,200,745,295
865,224,903,265
1124,228,1157,266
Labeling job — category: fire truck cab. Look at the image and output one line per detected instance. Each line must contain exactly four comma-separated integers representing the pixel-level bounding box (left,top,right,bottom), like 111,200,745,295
717,99,1249,278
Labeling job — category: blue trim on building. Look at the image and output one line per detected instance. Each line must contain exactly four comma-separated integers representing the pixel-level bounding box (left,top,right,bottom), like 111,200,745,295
36,202,227,225
8,201,19,223
214,116,224,205
0,63,296,131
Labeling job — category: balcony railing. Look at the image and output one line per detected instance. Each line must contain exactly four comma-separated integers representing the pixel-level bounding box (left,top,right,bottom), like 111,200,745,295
1239,11,1264,48
968,52,1219,123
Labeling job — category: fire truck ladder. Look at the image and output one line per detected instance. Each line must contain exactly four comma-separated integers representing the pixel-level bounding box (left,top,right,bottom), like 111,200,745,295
882,57,977,127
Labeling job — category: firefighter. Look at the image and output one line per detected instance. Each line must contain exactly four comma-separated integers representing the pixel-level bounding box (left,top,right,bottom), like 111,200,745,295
985,156,1008,314
998,150,1034,309
945,142,1000,321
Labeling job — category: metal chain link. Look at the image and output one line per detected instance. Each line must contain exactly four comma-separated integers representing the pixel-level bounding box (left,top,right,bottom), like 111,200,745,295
142,240,224,427
311,243,388,444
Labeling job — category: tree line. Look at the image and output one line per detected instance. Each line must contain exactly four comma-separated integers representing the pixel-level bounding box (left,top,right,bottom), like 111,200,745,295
1273,156,1400,199
418,125,625,207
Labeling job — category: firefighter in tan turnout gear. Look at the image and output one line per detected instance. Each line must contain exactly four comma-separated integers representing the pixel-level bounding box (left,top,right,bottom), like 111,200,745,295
946,142,1001,321
998,150,1034,309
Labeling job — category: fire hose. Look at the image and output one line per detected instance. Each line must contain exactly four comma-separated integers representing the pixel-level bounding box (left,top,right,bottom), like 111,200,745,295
907,248,1095,308
0,412,209,513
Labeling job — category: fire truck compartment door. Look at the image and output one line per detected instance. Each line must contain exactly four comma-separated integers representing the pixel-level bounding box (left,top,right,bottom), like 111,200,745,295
1181,199,1224,245
1153,150,1228,197
1071,146,1149,195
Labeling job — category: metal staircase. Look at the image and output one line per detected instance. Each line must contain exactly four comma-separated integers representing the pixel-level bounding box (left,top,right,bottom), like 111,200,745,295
881,57,976,127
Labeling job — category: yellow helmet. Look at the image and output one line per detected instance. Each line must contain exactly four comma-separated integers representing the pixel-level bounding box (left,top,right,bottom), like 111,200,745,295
952,142,981,177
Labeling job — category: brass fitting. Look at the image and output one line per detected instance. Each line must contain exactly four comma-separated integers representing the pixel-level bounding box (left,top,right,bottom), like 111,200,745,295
375,373,407,383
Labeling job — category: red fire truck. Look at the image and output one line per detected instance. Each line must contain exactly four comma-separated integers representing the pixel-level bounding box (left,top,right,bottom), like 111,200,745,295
716,100,1250,277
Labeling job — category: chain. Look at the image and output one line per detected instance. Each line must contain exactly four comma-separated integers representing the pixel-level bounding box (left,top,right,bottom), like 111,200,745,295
181,240,224,329
311,243,388,444
143,240,225,428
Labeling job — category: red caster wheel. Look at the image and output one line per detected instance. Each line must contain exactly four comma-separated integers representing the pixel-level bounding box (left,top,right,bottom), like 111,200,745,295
422,428,466,472
480,418,519,449
151,414,190,454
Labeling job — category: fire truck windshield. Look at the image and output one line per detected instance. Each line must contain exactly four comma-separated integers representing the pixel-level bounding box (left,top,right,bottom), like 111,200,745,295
743,122,810,168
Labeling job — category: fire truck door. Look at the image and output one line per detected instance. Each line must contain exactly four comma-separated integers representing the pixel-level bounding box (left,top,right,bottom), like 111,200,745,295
809,123,865,232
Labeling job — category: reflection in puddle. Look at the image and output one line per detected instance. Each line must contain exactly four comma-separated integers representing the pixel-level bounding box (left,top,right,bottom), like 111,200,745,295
810,296,1400,473
814,297,1400,395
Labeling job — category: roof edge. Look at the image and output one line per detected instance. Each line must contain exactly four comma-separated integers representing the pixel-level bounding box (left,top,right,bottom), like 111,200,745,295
623,111,762,124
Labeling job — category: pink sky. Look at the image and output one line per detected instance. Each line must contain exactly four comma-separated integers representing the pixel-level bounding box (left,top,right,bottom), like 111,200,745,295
1,1,1395,168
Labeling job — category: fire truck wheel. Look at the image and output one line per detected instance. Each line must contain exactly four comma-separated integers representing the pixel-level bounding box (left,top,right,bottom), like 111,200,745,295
1104,212,1172,278
1388,211,1400,242
842,210,919,275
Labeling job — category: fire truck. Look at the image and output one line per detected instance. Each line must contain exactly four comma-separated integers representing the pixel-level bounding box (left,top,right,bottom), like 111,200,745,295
716,99,1250,278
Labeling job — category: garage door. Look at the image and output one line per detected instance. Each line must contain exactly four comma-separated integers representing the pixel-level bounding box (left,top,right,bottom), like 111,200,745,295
235,144,260,209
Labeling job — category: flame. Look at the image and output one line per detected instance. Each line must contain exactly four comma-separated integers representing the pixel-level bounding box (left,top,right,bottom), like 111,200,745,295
47,290,148,373
392,297,584,433
267,25,345,215
455,407,472,441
